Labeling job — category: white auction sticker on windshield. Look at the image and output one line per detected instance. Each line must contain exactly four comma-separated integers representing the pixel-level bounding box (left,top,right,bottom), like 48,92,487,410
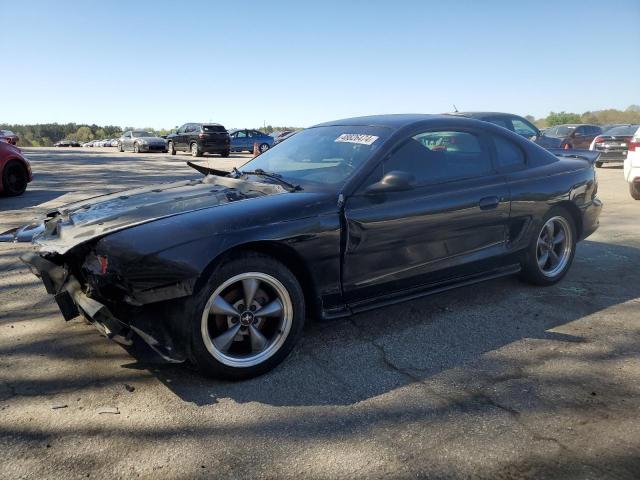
335,133,379,145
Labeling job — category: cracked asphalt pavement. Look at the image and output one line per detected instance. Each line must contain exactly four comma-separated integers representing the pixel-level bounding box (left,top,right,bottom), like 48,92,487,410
1,147,639,479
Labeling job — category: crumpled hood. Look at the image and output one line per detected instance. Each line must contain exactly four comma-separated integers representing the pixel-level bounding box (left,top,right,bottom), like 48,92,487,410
0,175,286,254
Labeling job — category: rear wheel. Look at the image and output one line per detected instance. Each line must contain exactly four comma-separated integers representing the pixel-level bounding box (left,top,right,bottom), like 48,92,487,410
630,183,640,200
188,253,305,379
191,142,203,157
221,150,230,158
167,141,176,155
520,207,576,286
2,161,28,196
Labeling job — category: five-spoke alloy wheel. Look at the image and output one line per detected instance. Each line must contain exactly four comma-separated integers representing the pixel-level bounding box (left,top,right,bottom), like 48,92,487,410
520,207,576,285
189,253,305,379
201,272,293,368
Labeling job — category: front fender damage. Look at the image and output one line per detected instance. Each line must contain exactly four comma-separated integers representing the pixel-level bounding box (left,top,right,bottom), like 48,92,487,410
21,251,188,363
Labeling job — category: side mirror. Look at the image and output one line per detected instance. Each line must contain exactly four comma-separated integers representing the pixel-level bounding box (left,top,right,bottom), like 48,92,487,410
365,170,415,194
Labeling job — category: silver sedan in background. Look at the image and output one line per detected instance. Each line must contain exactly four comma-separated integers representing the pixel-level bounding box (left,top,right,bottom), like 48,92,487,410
118,130,167,153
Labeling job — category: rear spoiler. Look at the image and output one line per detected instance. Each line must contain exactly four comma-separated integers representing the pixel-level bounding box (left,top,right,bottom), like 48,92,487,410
547,148,601,164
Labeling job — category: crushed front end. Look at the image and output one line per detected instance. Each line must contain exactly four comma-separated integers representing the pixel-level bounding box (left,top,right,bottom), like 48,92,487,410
20,245,192,363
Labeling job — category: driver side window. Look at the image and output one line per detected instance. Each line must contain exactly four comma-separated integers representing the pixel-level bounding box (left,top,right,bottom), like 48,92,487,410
380,130,491,186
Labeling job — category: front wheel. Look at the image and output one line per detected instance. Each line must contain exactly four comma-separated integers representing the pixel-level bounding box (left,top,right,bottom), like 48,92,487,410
259,143,270,153
118,142,124,152
188,253,305,379
520,207,576,286
221,150,230,158
167,141,176,155
630,182,640,200
133,142,140,153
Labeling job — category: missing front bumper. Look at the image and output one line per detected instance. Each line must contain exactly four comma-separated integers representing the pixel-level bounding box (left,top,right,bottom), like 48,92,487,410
21,252,185,363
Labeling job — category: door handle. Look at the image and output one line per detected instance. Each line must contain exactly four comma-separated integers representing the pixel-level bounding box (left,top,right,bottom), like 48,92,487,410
479,196,500,210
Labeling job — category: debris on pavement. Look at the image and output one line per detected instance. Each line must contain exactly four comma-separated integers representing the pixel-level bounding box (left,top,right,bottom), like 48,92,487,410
96,406,120,415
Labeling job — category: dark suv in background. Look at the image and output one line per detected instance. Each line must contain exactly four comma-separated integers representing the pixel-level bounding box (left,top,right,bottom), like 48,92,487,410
167,123,230,157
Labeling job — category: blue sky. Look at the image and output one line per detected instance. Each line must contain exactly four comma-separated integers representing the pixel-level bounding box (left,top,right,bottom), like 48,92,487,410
3,0,639,129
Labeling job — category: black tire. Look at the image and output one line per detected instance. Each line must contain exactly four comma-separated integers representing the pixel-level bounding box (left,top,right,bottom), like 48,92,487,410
168,141,176,155
187,252,305,380
259,143,270,153
221,150,230,158
133,142,140,154
191,142,203,157
519,206,577,286
2,160,28,196
595,161,603,168
118,142,124,152
630,183,640,200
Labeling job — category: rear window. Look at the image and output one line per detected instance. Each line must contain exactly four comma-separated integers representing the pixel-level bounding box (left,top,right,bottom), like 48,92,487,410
203,125,226,133
604,125,639,136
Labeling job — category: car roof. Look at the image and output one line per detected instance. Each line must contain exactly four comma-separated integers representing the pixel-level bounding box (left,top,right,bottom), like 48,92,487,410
312,114,450,129
450,111,525,119
550,124,598,127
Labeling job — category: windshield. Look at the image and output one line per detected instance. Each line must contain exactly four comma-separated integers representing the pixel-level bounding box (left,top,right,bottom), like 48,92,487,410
604,125,639,136
239,125,390,187
133,131,153,137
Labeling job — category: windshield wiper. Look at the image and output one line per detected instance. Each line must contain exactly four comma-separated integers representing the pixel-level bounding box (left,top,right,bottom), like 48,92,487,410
240,169,301,191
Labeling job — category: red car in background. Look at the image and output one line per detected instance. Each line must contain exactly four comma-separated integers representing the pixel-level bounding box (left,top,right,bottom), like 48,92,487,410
0,129,19,145
0,141,32,196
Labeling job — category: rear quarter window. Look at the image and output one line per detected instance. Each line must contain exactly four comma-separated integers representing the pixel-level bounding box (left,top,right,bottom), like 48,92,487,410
493,136,525,170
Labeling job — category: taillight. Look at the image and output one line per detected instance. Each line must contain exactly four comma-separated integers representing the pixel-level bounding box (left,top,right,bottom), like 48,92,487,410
629,140,640,152
594,136,605,143
198,133,205,139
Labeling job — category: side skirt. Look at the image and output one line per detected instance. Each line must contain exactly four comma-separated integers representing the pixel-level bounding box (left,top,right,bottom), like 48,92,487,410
322,264,522,320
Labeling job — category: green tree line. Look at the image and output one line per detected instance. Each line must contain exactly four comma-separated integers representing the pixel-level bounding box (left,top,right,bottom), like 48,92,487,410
533,105,640,128
0,123,124,147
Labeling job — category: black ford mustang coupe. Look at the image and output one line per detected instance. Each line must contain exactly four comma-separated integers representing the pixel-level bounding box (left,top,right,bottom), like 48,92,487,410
1,115,602,379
